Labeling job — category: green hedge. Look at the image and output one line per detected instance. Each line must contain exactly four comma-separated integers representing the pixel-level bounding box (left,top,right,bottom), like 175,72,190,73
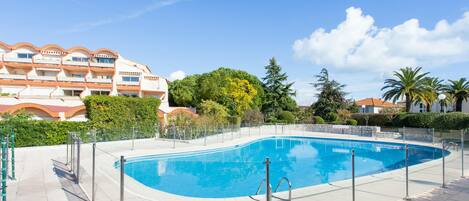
0,120,89,147
84,95,161,134
352,112,469,130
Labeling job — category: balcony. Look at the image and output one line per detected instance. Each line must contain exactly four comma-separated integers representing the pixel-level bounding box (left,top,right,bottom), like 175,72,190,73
28,75,57,81
34,58,61,65
58,77,85,82
87,78,112,84
117,81,139,86
0,74,27,80
3,56,32,63
62,60,89,66
89,62,114,68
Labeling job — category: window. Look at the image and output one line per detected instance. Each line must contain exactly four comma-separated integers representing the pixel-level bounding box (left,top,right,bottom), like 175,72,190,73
71,74,84,78
119,93,138,97
96,58,115,64
63,90,83,96
72,57,89,62
91,91,110,95
17,53,34,59
122,76,139,82
419,103,424,113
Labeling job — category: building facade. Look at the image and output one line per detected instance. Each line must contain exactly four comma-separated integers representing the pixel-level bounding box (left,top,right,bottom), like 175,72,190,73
0,41,194,123
409,101,469,113
356,98,399,114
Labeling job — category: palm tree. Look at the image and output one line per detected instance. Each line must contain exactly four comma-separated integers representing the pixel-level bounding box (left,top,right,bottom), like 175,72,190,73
381,67,429,112
444,78,469,112
418,77,444,112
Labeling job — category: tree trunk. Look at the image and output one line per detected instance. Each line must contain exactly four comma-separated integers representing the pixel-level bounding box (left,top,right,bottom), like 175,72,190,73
456,97,463,112
405,94,411,112
426,103,431,112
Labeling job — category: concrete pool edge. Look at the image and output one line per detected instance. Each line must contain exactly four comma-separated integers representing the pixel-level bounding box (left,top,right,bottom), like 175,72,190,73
99,132,462,201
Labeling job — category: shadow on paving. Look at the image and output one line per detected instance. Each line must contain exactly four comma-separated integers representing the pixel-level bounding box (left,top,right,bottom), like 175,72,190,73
52,159,89,201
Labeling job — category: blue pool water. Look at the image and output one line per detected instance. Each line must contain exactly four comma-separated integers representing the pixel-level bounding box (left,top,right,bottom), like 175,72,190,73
122,137,447,198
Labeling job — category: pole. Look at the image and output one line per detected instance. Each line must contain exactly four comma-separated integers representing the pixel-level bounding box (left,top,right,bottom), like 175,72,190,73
120,156,125,201
92,142,96,201
76,140,81,184
442,141,446,188
66,133,69,165
71,136,74,173
172,126,176,149
1,137,6,201
403,126,406,142
404,144,410,200
10,129,14,180
131,126,135,151
352,149,355,201
265,157,271,201
432,128,435,145
462,130,465,178
204,125,207,146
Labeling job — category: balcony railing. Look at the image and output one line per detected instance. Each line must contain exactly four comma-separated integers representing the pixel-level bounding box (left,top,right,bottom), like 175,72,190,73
28,75,57,81
87,78,112,83
117,81,140,86
34,58,61,65
0,74,27,80
3,56,32,63
62,60,89,66
58,77,85,82
89,62,114,68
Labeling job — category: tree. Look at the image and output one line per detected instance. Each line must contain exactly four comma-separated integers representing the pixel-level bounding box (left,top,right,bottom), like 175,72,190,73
262,57,296,119
223,78,258,116
444,78,469,112
168,75,198,106
198,100,229,124
419,77,444,112
311,68,347,119
381,67,429,112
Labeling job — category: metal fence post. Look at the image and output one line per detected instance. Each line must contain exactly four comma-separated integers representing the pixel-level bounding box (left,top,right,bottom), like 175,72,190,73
10,129,15,180
265,157,271,201
131,126,135,151
76,140,81,184
404,144,410,200
71,136,75,173
204,125,207,146
442,141,446,188
66,133,69,165
92,142,96,201
2,137,6,201
352,149,355,201
462,130,465,178
172,126,176,149
403,126,406,142
120,156,125,201
432,128,435,145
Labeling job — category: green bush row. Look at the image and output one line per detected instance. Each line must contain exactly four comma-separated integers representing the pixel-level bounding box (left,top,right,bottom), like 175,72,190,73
351,112,469,130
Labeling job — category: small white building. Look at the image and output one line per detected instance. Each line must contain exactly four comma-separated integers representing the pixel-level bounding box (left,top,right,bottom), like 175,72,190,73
410,100,469,113
356,98,399,114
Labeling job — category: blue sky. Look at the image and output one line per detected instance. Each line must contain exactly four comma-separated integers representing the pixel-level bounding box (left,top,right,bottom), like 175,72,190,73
2,0,469,105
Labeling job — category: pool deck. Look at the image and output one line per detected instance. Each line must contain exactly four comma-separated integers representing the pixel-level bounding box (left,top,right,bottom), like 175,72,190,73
7,129,469,201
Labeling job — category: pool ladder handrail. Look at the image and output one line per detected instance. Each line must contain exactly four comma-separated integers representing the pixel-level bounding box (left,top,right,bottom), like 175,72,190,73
446,141,460,151
249,179,272,201
273,177,292,201
249,177,292,201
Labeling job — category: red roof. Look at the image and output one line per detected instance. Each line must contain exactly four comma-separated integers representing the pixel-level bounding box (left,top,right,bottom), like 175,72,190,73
356,98,396,107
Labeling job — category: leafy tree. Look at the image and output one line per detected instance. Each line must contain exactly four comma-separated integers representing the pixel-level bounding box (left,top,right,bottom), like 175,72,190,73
311,68,347,119
223,78,258,116
262,57,296,119
168,75,198,106
419,77,444,112
242,108,264,125
381,67,429,112
295,107,314,123
347,101,360,113
198,100,229,124
444,78,469,112
278,111,295,123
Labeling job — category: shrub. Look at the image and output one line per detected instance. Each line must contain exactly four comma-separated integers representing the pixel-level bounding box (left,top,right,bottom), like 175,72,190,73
400,113,440,128
324,112,339,122
242,108,264,125
84,95,161,134
431,112,469,130
346,119,358,126
313,116,325,124
278,111,295,123
198,100,229,124
351,113,396,126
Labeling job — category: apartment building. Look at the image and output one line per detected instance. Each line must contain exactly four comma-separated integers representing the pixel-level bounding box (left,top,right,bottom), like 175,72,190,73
0,41,194,123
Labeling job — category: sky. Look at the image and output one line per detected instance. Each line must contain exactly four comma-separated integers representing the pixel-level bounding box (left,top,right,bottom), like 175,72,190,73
1,0,469,106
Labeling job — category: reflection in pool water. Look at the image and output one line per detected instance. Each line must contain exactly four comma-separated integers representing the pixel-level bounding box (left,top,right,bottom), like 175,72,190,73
123,137,446,198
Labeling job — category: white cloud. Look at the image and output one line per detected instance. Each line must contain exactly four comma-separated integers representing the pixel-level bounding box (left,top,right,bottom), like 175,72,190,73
292,79,317,106
293,7,469,72
169,70,186,81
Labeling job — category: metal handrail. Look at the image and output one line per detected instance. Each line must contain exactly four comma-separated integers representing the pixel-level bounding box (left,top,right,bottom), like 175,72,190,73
447,142,460,151
249,179,273,201
273,177,292,201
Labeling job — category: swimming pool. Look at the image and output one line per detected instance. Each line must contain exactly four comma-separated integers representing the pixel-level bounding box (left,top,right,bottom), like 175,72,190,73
122,136,447,198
